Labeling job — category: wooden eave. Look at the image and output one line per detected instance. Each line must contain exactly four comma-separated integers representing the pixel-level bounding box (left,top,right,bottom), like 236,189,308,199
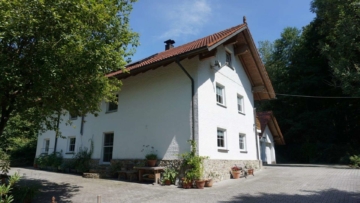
235,28,275,100
268,114,285,145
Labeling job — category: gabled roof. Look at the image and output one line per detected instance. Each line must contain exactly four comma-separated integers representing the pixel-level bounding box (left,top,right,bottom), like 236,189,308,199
107,22,275,100
257,111,285,145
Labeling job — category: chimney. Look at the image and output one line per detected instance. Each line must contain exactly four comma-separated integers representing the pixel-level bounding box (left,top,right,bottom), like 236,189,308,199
164,39,175,50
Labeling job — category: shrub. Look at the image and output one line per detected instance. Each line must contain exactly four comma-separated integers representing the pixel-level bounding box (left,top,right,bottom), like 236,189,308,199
349,155,360,167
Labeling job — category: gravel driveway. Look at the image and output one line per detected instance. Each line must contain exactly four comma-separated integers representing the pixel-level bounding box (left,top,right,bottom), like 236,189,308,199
10,164,360,203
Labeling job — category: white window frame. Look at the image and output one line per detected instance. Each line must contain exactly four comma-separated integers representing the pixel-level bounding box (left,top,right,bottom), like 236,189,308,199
217,128,227,149
225,50,232,69
216,84,226,106
107,95,118,112
67,136,76,153
239,133,247,151
102,132,114,163
43,139,50,154
237,94,244,114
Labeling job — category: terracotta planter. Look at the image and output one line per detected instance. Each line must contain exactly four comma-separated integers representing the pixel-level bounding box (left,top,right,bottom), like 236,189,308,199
147,159,157,167
182,178,192,189
164,179,171,185
205,179,213,187
195,180,206,189
248,169,254,176
231,170,241,179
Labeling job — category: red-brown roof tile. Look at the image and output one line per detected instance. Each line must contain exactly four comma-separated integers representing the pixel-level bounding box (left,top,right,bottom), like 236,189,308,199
107,23,247,77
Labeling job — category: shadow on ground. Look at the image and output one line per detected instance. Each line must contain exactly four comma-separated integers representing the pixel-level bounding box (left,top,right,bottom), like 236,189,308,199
220,188,360,203
16,178,82,203
265,164,352,169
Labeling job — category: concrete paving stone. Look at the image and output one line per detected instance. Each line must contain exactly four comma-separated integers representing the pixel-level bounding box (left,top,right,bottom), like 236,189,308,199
9,164,360,203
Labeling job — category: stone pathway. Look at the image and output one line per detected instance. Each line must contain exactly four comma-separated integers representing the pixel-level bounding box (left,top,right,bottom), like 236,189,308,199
10,164,360,203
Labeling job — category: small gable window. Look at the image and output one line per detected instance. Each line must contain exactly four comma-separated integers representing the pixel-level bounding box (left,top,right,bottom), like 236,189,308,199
226,51,232,69
216,84,225,106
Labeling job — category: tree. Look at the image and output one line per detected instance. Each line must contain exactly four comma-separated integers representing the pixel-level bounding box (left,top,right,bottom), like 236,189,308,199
257,25,360,163
311,0,360,96
0,0,139,136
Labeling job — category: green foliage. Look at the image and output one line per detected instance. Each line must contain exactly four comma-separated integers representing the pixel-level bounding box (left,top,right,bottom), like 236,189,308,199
0,173,20,203
181,140,208,180
162,168,178,184
349,155,360,167
145,153,157,160
73,140,94,173
0,0,139,136
0,150,10,175
257,22,360,163
35,152,62,168
311,0,360,96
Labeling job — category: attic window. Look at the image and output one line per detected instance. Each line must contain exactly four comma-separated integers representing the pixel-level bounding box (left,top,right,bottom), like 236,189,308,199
226,51,233,69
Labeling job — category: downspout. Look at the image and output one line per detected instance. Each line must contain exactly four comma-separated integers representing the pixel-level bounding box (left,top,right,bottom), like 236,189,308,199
253,108,260,160
175,58,195,141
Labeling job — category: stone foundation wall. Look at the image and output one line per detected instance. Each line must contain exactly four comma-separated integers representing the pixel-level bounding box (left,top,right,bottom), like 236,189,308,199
203,159,262,181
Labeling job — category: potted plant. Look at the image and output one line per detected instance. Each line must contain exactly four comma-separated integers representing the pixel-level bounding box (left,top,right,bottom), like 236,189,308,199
231,165,242,179
162,168,178,185
145,153,157,167
181,140,208,189
205,171,220,187
245,163,254,176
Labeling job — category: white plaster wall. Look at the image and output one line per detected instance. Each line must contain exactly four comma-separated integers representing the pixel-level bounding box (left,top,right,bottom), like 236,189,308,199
36,58,199,162
260,126,276,164
196,45,258,160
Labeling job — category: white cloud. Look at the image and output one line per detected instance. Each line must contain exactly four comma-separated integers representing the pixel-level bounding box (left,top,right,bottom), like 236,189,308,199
159,0,212,39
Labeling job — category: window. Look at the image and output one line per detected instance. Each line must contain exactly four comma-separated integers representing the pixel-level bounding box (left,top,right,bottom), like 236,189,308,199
216,84,225,105
103,133,114,162
226,51,232,68
217,129,226,148
107,95,118,112
67,137,76,153
237,94,244,113
43,139,50,154
239,134,246,151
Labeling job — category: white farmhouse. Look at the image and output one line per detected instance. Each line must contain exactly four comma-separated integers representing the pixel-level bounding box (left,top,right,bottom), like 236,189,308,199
35,19,276,180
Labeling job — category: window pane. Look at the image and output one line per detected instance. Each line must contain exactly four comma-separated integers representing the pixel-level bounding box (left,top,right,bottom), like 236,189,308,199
108,95,118,111
103,133,114,162
237,96,243,112
216,86,223,104
239,135,245,150
217,130,224,147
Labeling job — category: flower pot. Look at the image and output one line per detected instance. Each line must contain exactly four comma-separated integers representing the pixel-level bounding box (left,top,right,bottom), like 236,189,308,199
147,159,157,167
182,178,192,189
164,179,171,185
231,170,241,179
248,169,254,176
195,180,206,189
205,179,213,187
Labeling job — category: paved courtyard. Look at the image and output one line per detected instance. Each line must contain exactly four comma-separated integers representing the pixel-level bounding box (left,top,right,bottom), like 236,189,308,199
10,164,360,203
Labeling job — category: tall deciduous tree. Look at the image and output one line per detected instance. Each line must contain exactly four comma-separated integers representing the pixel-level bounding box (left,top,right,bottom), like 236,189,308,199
311,0,360,96
0,0,139,136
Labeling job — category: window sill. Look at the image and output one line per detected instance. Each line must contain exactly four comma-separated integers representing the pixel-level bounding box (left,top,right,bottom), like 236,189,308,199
238,111,245,115
218,149,229,153
217,103,227,108
240,151,248,153
106,110,118,114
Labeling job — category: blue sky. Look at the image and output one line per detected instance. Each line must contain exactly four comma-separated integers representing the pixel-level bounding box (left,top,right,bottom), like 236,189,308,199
128,0,315,62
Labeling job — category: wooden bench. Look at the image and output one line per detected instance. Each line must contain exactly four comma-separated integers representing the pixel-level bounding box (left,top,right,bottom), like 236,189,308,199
133,166,165,184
